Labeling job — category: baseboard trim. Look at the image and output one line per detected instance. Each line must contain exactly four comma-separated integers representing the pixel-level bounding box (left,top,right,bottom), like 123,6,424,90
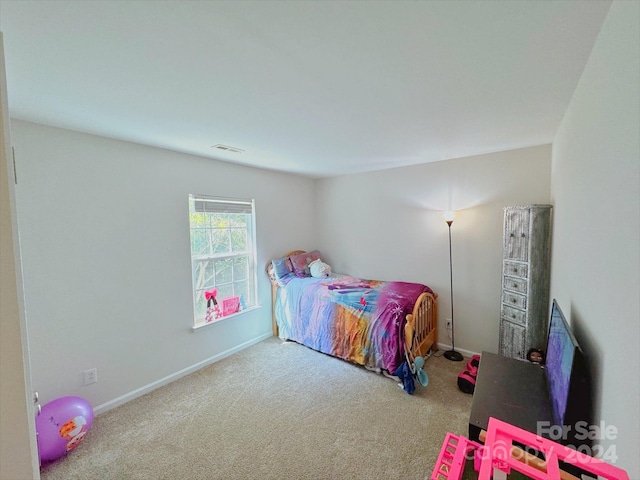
93,332,273,415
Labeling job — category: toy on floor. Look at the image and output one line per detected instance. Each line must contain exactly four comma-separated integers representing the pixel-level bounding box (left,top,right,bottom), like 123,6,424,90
527,347,545,364
396,324,430,394
430,432,482,479
457,354,480,394
430,417,629,480
36,396,94,464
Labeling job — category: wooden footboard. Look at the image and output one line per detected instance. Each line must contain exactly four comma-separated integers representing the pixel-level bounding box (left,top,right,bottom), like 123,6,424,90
404,291,439,361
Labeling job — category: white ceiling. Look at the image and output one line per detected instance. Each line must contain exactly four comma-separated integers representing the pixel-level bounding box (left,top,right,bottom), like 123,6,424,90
0,0,611,178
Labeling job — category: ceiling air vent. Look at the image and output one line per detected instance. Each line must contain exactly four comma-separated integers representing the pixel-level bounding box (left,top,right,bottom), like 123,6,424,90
211,144,244,154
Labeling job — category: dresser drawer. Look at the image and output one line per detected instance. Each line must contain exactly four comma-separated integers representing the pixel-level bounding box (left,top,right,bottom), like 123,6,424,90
504,208,531,261
503,276,528,294
501,304,527,326
499,320,526,359
502,291,527,310
503,261,528,278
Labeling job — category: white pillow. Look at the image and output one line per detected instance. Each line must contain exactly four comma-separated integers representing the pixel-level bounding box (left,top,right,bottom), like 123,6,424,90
309,259,331,278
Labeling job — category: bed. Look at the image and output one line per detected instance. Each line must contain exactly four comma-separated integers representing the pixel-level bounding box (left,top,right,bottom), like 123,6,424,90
266,250,438,375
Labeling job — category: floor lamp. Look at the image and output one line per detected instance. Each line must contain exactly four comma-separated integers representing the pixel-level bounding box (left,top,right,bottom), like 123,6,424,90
442,210,463,362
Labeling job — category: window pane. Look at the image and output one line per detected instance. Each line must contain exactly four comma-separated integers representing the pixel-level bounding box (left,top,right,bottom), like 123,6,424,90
203,261,215,289
192,260,215,289
195,294,207,319
216,284,234,300
233,256,248,281
192,260,204,289
234,280,251,307
228,213,247,228
215,258,233,284
190,212,207,225
230,227,247,252
211,228,230,254
190,228,210,256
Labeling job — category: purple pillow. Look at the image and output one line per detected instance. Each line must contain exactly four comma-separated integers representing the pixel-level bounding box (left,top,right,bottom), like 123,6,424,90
271,257,295,286
289,250,322,278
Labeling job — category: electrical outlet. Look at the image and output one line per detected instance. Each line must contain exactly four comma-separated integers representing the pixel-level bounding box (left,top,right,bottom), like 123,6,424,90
83,368,97,385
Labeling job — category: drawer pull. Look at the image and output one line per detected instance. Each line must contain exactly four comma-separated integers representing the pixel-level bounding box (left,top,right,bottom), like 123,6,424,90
513,283,518,288
511,298,516,303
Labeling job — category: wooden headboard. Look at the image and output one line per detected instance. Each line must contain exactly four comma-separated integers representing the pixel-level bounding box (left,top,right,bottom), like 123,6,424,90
266,250,305,336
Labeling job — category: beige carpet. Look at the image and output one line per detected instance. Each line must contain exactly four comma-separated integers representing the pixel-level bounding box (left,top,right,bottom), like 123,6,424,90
40,338,473,480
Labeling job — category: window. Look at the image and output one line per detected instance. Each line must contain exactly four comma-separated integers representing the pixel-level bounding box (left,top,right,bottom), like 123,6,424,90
188,194,257,328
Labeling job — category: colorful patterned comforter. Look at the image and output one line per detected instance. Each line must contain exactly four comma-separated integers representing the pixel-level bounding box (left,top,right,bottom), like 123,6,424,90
275,275,432,373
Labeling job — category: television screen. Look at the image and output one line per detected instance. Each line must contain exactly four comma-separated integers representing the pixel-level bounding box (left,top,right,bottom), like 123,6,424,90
545,300,580,426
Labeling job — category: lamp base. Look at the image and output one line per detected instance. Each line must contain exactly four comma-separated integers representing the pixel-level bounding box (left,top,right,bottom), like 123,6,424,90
444,350,464,362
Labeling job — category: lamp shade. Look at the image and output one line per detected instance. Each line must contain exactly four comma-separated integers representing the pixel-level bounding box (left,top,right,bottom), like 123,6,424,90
441,210,458,224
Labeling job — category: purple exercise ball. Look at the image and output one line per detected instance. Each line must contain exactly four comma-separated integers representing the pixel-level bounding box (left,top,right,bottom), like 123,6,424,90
36,396,94,463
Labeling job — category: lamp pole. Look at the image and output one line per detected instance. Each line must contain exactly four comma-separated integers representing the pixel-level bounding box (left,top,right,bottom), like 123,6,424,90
444,216,463,362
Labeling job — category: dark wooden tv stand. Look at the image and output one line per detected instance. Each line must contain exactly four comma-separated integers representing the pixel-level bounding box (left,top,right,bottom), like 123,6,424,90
468,351,553,441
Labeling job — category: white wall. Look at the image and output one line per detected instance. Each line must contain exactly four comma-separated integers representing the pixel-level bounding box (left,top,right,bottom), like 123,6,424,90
315,145,551,356
550,1,639,475
11,120,316,411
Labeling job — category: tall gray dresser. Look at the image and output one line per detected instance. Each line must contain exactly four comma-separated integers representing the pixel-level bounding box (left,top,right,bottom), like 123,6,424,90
499,205,552,359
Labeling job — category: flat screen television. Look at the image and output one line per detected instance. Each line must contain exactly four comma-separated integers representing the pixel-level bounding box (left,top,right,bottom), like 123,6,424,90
544,299,591,445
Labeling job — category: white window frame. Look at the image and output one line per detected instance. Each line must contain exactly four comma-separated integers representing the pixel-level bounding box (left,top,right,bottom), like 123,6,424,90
188,194,258,329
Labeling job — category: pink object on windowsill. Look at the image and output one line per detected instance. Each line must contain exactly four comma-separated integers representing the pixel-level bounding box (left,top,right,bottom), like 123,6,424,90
220,296,240,316
204,289,218,301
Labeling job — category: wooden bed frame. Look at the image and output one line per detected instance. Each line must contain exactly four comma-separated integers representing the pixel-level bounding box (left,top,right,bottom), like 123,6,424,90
266,250,439,363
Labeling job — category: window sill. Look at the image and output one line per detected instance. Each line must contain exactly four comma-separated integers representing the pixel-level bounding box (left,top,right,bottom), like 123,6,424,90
192,305,262,331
